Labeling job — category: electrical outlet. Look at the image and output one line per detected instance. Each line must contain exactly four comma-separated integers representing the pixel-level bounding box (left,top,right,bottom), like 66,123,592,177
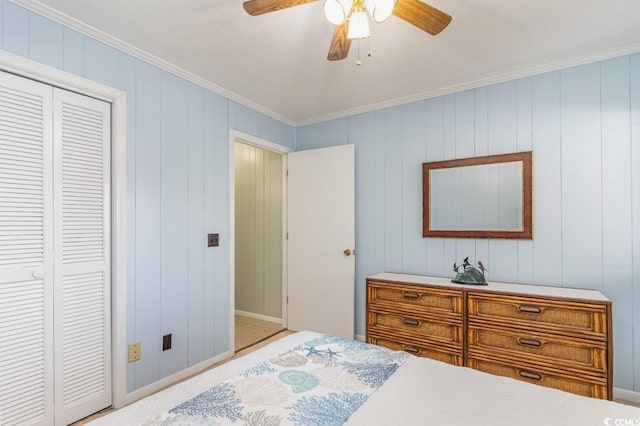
128,342,141,362
163,334,172,351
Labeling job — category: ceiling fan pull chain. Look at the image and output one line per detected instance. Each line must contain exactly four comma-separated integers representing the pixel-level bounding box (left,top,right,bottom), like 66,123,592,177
356,40,363,66
368,37,372,58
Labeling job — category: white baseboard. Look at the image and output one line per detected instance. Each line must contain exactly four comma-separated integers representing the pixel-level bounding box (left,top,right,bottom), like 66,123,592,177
355,334,365,342
124,350,233,406
614,387,640,405
235,310,282,324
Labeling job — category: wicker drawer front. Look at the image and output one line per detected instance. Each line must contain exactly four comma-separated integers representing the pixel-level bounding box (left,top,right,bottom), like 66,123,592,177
368,281,463,315
368,336,463,366
468,326,607,375
468,293,608,339
369,311,463,345
468,356,608,399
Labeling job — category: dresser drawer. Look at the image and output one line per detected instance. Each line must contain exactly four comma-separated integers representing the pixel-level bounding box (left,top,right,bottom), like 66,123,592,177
467,292,608,340
368,310,463,346
468,355,608,399
468,325,607,376
368,281,463,316
368,335,463,366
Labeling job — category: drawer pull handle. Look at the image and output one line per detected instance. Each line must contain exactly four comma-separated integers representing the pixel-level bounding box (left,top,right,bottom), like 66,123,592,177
519,370,542,381
518,338,542,347
403,292,420,299
518,305,541,314
403,345,420,354
403,319,420,326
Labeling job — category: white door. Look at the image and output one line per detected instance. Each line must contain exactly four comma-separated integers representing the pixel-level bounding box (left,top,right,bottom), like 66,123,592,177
287,145,355,338
0,72,111,426
0,70,54,426
53,88,111,425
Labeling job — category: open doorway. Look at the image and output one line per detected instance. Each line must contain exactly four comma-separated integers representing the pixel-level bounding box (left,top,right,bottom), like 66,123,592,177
230,132,290,352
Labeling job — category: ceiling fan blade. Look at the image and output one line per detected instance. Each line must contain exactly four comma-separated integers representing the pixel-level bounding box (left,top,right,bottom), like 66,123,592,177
327,21,352,61
392,0,452,35
243,0,318,16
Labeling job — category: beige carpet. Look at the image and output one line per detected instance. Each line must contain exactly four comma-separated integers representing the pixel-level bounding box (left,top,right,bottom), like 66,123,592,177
235,315,285,352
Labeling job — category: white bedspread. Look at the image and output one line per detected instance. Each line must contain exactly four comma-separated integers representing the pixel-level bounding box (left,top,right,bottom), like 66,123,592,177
347,355,640,426
90,331,640,426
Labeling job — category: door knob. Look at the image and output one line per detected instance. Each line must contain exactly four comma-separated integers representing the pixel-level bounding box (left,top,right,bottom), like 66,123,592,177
343,249,352,256
32,269,44,279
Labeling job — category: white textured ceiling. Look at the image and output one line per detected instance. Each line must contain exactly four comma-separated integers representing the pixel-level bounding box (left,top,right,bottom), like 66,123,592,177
20,0,640,125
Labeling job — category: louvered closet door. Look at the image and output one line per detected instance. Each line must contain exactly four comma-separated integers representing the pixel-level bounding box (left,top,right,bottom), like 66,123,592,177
52,88,111,426
0,73,54,425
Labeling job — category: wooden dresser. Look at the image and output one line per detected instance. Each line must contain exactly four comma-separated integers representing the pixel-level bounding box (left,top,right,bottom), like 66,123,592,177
366,273,613,400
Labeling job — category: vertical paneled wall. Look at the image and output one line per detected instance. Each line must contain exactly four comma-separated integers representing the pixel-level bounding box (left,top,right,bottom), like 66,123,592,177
297,55,640,392
234,142,283,319
0,0,294,393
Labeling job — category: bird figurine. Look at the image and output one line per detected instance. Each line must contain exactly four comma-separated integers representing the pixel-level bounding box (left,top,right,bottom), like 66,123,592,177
451,257,488,285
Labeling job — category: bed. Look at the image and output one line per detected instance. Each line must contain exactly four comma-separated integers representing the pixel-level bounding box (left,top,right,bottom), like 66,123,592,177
90,331,640,425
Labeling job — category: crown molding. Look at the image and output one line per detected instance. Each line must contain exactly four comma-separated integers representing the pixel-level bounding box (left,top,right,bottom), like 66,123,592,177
296,42,640,127
9,0,297,127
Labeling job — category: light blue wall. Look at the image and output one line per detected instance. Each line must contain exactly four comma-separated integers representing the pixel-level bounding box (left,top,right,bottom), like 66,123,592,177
297,55,640,392
0,0,294,393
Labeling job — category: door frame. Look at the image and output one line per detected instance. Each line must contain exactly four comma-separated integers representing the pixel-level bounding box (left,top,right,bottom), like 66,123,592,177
228,130,291,351
0,50,128,408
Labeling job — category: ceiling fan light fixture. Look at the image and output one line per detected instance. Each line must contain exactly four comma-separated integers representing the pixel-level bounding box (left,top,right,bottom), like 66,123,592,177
243,0,452,62
368,0,396,22
347,10,370,39
324,0,352,25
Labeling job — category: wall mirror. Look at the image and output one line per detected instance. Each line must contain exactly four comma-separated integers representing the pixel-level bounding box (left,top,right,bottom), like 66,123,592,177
423,151,532,239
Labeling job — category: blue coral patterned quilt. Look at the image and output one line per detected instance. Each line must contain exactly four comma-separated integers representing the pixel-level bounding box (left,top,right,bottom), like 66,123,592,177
145,335,409,425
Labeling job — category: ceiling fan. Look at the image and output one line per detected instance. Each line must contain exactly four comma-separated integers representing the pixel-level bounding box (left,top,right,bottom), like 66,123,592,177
242,0,452,62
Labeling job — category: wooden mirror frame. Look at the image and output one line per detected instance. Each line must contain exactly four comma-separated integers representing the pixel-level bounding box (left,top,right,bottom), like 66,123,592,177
423,151,533,239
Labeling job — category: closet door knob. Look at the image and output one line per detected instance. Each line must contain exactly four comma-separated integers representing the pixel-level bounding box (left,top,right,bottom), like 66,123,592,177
32,269,44,279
